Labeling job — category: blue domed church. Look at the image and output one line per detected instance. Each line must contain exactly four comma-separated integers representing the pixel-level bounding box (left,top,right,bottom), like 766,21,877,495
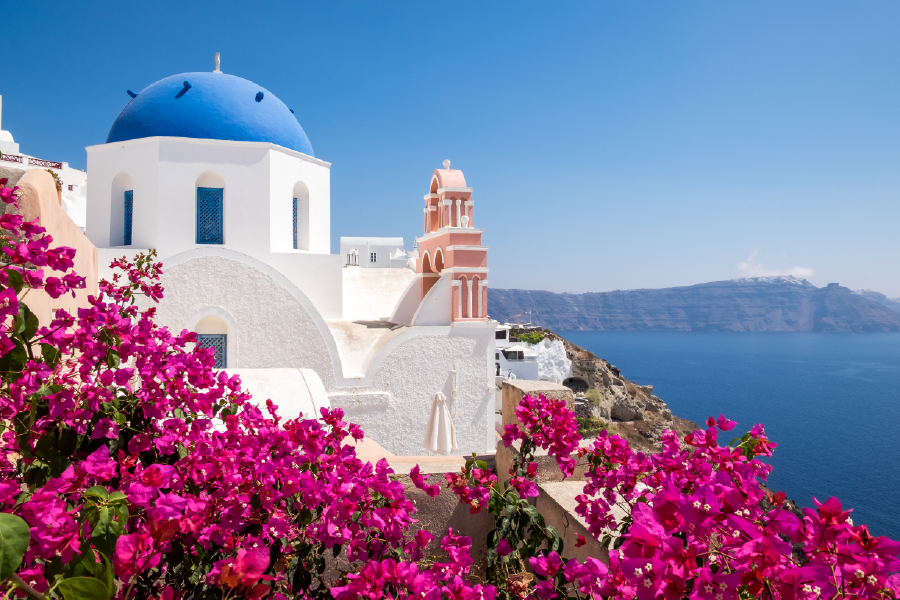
84,63,496,457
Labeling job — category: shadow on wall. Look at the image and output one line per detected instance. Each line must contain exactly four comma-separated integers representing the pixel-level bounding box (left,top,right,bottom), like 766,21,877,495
6,170,98,324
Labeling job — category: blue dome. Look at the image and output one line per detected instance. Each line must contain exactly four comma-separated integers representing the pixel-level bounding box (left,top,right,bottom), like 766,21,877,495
106,72,313,156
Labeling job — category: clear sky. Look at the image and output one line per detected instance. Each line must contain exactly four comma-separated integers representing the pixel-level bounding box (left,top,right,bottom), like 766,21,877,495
3,1,899,296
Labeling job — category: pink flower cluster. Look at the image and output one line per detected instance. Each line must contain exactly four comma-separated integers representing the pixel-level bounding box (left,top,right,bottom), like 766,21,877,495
501,393,581,479
331,529,495,600
507,395,900,599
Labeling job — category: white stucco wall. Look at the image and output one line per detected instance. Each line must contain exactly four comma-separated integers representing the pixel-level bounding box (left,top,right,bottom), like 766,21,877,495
390,275,427,326
136,250,495,455
341,267,416,321
138,252,339,385
332,326,496,456
227,368,331,421
326,321,407,379
412,274,452,326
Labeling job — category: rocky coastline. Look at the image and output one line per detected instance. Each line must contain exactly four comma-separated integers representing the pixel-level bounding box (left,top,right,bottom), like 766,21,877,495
545,331,700,451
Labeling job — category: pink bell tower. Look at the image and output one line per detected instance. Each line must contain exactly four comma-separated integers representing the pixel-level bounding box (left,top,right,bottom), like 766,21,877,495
415,160,488,322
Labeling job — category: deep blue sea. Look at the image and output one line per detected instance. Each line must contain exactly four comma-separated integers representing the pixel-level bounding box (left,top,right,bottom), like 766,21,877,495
560,331,900,541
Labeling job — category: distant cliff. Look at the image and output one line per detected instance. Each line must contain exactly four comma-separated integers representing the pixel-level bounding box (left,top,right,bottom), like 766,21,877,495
489,277,900,332
853,289,900,315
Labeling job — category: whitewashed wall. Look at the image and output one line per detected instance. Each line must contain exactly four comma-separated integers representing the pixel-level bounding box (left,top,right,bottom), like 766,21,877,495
341,328,496,456
136,250,496,455
342,267,415,321
142,252,338,384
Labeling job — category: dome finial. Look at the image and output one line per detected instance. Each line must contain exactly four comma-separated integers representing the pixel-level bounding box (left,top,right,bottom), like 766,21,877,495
214,52,221,73
442,159,451,169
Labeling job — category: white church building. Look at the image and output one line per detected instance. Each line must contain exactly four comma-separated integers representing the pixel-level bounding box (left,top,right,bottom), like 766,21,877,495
84,66,496,455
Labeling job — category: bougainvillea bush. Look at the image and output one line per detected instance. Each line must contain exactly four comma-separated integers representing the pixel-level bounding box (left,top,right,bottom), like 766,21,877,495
1,173,899,600
0,179,492,600
442,391,900,598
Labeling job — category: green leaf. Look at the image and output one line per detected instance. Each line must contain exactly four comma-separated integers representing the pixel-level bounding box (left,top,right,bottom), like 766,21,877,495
0,337,27,374
6,270,24,294
59,426,80,456
34,430,60,461
49,455,71,479
91,508,119,557
65,546,99,579
105,350,120,369
84,486,109,501
22,304,39,340
287,558,313,591
94,553,115,599
107,492,127,504
58,576,110,600
0,513,31,580
41,343,62,368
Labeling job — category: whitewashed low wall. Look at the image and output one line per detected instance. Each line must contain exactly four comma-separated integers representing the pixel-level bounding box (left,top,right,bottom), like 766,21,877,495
226,368,330,421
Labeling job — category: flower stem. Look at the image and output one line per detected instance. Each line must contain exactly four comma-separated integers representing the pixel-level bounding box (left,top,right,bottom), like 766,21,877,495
9,574,47,600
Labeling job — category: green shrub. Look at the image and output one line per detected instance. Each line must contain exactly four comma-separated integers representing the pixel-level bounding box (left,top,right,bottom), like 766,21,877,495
577,416,607,437
517,331,545,345
585,388,604,406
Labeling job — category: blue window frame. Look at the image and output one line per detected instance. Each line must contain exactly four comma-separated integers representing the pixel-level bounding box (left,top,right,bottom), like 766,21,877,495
292,197,298,249
197,334,227,368
196,187,223,244
124,190,133,246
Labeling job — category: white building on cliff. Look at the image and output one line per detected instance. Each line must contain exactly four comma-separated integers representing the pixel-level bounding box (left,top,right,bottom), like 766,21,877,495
84,66,496,455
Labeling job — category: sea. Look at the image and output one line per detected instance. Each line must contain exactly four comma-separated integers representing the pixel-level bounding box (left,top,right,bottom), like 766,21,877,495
560,331,900,541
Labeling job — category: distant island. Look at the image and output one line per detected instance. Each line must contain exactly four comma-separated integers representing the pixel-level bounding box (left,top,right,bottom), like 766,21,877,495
489,276,900,332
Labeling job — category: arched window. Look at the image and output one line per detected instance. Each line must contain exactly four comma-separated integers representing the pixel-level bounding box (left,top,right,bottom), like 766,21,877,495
473,276,481,318
110,173,133,246
460,276,469,318
293,181,310,251
421,251,432,273
195,314,228,368
433,248,444,272
196,171,224,245
123,190,133,246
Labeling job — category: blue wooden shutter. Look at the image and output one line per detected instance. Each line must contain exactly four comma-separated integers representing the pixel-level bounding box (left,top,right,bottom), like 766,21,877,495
293,198,298,249
124,190,133,245
197,334,227,368
197,187,224,244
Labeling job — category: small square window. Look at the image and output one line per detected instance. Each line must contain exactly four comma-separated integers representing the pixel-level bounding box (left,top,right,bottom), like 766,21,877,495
370,252,377,263
197,334,227,368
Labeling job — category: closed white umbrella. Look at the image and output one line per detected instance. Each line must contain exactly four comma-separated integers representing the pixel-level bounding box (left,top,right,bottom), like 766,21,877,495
423,392,457,455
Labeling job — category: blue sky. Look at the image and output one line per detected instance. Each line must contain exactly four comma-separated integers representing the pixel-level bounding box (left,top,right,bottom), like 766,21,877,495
4,1,899,296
